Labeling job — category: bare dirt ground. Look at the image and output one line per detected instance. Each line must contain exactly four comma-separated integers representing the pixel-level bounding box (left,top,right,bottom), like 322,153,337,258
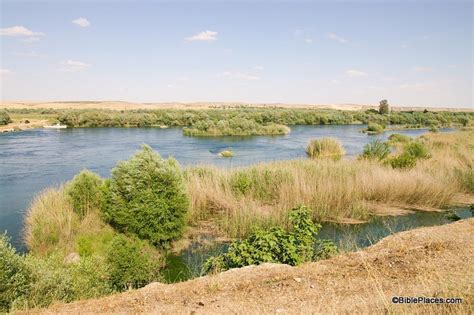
0,119,48,132
2,101,473,112
24,218,474,314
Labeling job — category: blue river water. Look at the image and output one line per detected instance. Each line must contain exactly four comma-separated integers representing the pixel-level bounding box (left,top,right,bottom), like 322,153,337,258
0,125,447,249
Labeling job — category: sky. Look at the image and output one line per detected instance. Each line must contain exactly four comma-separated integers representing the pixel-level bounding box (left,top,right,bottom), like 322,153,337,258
0,1,473,108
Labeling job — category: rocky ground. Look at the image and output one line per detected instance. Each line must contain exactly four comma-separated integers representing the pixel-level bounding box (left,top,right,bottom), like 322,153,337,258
22,218,473,314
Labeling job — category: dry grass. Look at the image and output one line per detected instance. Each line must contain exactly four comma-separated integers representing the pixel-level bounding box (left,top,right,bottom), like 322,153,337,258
306,137,345,160
23,187,108,255
186,130,473,237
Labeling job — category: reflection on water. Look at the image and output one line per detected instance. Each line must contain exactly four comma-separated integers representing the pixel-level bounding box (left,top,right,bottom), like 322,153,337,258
162,208,472,283
0,125,450,249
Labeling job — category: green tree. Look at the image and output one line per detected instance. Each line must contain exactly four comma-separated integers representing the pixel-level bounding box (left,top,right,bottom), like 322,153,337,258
0,110,12,125
102,145,189,245
66,170,104,218
379,99,389,115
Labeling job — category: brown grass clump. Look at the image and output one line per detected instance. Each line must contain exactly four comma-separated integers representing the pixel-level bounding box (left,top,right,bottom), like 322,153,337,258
306,137,345,160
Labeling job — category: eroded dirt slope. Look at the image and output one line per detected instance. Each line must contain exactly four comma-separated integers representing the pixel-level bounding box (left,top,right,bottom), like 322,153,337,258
25,219,474,314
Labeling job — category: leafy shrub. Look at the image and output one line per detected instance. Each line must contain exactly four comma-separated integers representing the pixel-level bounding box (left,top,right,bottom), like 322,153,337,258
366,122,384,133
429,126,439,133
0,234,31,312
388,152,417,169
102,145,189,245
361,140,391,161
0,235,112,312
66,170,104,218
106,235,162,290
404,141,431,159
218,150,234,157
0,110,12,125
388,133,411,144
306,138,345,160
204,206,336,273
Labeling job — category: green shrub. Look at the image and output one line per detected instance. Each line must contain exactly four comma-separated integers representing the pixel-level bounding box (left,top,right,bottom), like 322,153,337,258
388,133,411,144
0,110,12,125
306,138,345,160
388,152,417,169
366,122,384,133
203,206,336,273
429,126,439,133
0,234,32,312
102,145,189,245
66,170,104,218
361,140,391,161
404,141,431,159
379,99,389,115
218,150,234,157
106,235,162,290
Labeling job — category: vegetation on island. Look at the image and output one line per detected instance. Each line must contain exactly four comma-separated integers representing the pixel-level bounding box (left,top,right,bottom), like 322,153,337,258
3,106,473,136
306,137,345,160
218,150,234,157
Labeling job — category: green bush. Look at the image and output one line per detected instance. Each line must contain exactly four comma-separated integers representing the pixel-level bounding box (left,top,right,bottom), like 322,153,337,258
388,152,417,169
66,170,104,218
361,140,391,161
429,126,439,133
0,234,32,312
306,138,345,160
379,99,389,115
102,145,189,245
0,234,112,312
404,141,431,159
366,122,384,133
204,206,336,273
0,110,12,125
107,235,162,290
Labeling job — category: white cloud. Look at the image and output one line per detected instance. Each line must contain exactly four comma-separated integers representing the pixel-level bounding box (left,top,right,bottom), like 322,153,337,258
254,65,264,71
345,69,368,77
217,71,260,81
20,37,41,43
328,32,348,44
185,30,218,42
72,17,91,28
304,38,313,44
0,69,13,76
0,26,45,37
58,60,91,72
413,66,433,72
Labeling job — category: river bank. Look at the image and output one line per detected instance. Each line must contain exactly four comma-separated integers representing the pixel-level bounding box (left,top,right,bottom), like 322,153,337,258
21,218,473,314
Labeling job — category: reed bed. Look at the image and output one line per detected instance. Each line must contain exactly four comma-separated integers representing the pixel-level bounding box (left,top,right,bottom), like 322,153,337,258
186,130,473,237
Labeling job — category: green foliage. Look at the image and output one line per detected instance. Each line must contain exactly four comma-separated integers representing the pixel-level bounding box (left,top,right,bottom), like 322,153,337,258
379,99,389,115
102,145,189,245
0,234,32,312
0,235,113,312
306,137,345,160
0,110,12,125
106,234,162,290
66,169,104,218
388,141,430,169
183,120,290,137
366,122,384,133
429,126,439,133
203,206,337,273
388,133,411,144
361,140,391,161
404,141,431,159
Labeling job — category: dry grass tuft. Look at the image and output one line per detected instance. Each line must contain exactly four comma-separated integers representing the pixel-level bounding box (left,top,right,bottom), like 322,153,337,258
306,137,345,160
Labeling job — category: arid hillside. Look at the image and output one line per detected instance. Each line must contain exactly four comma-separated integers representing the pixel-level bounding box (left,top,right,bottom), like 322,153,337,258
2,101,473,112
23,218,473,314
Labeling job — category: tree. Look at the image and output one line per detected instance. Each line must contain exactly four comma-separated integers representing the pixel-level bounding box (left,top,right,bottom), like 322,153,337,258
0,110,12,125
102,145,189,245
379,99,389,114
66,170,104,218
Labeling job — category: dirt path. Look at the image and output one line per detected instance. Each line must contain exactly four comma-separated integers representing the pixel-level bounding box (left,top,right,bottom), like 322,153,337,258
24,219,473,314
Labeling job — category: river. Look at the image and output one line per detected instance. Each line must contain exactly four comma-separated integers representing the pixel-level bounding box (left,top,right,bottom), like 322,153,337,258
0,125,449,249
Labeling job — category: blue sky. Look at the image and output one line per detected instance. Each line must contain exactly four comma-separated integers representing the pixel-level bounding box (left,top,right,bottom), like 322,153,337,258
1,1,472,108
